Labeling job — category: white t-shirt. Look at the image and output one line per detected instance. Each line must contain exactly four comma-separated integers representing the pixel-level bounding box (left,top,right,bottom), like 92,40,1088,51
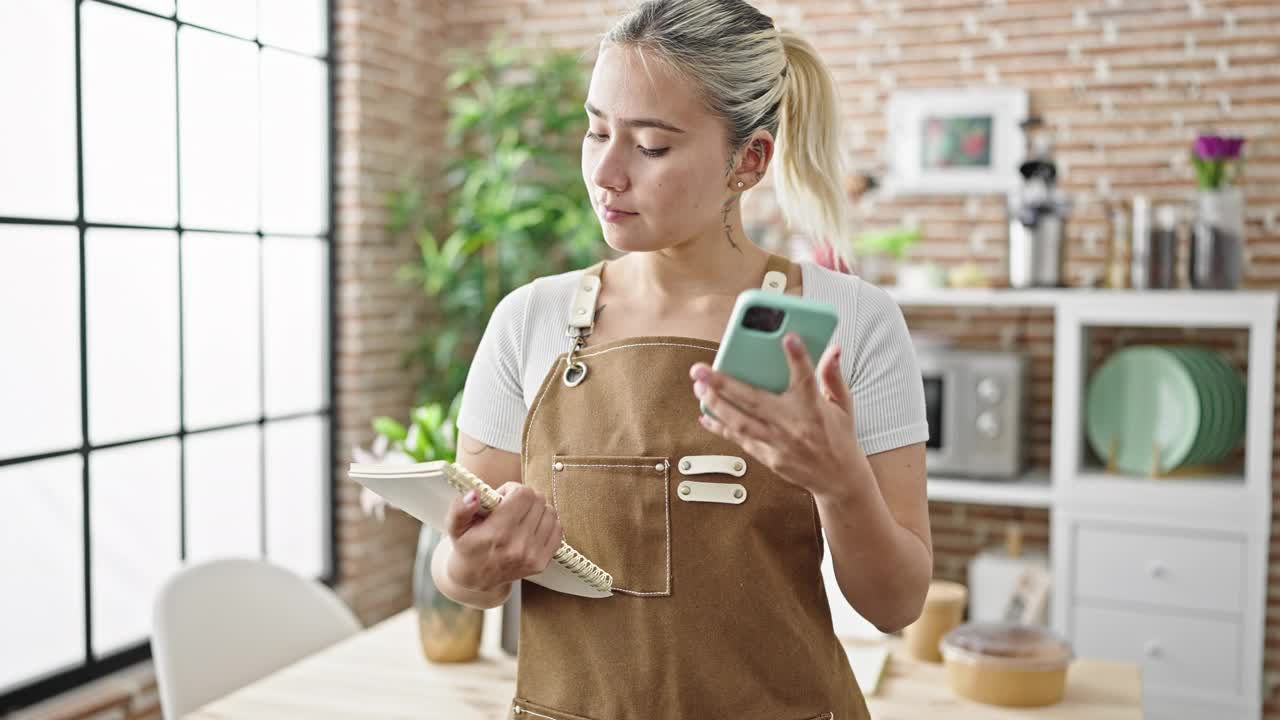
457,261,929,456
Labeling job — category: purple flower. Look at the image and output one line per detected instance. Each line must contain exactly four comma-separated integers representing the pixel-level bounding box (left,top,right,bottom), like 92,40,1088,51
1194,134,1246,160
1194,135,1223,159
1190,134,1246,188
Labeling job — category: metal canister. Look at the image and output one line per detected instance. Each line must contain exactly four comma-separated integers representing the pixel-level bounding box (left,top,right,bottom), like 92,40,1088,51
1008,213,1066,288
1129,197,1178,289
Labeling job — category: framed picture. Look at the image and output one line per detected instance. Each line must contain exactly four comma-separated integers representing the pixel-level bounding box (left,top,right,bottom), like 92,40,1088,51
883,88,1028,195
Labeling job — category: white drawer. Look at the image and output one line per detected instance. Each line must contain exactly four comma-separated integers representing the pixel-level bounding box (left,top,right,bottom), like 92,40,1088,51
1072,603,1241,696
1074,524,1244,614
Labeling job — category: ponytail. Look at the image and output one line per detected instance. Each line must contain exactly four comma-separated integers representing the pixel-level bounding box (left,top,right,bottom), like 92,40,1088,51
774,30,850,250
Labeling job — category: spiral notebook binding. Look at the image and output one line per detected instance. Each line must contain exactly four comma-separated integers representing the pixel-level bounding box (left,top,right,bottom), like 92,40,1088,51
439,462,503,511
440,463,614,593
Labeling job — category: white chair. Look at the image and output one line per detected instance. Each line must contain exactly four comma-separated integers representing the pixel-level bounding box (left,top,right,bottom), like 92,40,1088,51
151,557,362,718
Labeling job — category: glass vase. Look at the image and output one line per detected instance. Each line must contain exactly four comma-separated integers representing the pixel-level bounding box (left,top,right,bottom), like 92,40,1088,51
1189,188,1245,290
414,524,483,663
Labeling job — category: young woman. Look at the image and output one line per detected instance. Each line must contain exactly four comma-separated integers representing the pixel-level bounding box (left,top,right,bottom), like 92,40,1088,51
433,1,931,717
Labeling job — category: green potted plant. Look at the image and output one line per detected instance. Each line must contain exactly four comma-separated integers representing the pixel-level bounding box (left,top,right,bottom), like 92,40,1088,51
387,37,601,407
853,226,924,286
353,391,481,663
359,38,600,661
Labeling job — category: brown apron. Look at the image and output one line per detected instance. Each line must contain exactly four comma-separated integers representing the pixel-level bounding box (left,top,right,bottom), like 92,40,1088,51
509,254,869,720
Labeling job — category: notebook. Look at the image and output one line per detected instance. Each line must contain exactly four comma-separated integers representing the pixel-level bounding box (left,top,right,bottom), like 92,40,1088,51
348,460,613,598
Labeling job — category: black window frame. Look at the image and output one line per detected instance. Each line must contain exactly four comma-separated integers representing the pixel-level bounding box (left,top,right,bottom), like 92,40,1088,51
0,0,338,711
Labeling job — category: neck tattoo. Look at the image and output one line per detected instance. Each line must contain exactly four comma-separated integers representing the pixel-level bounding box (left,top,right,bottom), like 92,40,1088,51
722,197,740,252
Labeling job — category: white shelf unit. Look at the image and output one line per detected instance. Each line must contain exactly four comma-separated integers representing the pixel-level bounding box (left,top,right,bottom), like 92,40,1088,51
927,470,1051,508
1051,292,1276,720
890,285,1279,309
888,285,1063,307
895,287,1278,720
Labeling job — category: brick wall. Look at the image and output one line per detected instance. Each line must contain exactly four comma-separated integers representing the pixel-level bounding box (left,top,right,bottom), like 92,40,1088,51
14,1,1279,718
329,0,447,629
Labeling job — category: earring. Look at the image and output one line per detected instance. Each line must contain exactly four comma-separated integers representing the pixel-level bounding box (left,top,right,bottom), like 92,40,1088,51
736,181,745,188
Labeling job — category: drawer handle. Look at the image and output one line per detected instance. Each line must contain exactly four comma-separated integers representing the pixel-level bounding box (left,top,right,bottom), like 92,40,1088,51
1147,561,1167,579
1143,640,1163,659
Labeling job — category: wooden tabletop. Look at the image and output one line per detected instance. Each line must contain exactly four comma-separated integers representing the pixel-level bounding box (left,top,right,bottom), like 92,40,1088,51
186,610,1141,719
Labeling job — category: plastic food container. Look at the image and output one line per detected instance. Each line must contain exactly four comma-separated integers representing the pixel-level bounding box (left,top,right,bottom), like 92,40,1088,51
940,622,1074,707
902,580,968,662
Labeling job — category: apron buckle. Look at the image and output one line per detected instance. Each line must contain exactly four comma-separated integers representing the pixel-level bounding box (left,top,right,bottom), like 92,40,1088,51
562,360,588,387
562,333,589,387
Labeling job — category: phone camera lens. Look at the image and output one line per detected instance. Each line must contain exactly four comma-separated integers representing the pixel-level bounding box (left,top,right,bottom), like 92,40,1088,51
742,306,785,332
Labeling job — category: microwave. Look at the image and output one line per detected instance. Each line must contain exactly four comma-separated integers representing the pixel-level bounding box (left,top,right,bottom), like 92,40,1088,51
917,348,1027,479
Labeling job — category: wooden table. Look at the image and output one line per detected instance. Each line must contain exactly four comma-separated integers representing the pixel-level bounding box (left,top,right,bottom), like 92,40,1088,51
186,610,1141,719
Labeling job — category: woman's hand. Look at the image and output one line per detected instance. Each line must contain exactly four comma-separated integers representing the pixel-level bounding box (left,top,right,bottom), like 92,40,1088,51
690,333,864,500
443,482,564,594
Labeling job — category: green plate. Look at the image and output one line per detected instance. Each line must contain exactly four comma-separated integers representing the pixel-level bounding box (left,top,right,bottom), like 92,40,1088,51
1086,345,1200,475
1229,365,1247,456
1202,351,1246,463
1192,345,1233,458
1168,348,1216,466
1230,364,1246,455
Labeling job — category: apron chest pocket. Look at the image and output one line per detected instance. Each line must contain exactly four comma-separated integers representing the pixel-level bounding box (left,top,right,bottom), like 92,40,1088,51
551,455,671,597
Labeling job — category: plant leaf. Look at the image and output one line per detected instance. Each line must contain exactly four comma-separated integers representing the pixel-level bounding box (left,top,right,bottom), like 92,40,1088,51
384,42,599,435
372,417,407,442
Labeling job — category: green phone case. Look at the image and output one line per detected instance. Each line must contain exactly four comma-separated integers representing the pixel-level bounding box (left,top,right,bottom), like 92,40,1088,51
701,289,839,417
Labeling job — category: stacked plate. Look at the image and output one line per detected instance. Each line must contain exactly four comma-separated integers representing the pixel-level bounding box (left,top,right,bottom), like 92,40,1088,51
1085,345,1246,476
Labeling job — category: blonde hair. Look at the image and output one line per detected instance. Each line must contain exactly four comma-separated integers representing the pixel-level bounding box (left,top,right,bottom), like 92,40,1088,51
604,0,849,247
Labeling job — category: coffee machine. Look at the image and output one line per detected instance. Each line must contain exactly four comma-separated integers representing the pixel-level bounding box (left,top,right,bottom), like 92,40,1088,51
1007,118,1072,288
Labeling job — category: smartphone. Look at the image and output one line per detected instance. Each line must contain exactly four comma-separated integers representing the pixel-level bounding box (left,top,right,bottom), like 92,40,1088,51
701,289,839,418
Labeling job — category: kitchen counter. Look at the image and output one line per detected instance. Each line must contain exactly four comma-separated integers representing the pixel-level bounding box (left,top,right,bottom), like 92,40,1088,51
185,610,1141,719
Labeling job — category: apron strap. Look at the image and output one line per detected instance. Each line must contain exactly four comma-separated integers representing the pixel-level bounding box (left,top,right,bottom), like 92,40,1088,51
566,261,606,337
561,261,605,387
761,253,791,294
565,254,791,336
558,263,601,386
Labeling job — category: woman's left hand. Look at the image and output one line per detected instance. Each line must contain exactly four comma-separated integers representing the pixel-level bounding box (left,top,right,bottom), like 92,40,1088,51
690,333,865,499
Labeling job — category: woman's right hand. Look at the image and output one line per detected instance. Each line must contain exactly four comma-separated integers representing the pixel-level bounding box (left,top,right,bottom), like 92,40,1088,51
443,482,564,594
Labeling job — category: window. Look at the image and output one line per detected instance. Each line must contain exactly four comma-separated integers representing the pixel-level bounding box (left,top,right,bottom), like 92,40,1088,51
0,0,333,710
